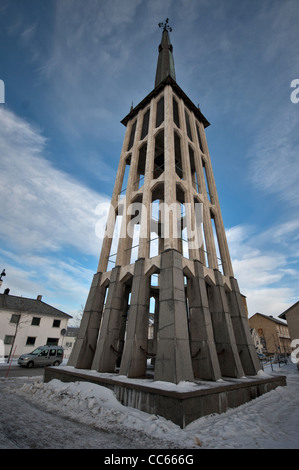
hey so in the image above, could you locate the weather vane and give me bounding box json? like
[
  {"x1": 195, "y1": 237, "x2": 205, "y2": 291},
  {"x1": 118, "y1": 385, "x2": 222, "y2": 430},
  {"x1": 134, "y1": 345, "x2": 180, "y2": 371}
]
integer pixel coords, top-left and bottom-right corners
[{"x1": 158, "y1": 18, "x2": 172, "y2": 32}]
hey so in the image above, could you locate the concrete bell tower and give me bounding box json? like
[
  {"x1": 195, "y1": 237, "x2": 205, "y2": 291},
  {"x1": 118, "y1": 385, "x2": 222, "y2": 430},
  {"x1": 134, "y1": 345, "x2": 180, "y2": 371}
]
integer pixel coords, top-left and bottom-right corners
[{"x1": 68, "y1": 20, "x2": 260, "y2": 383}]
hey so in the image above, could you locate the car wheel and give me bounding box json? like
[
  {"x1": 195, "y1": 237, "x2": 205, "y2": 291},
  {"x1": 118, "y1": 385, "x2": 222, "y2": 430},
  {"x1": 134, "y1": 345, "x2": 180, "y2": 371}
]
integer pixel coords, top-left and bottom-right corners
[
  {"x1": 53, "y1": 361, "x2": 60, "y2": 366},
  {"x1": 27, "y1": 361, "x2": 34, "y2": 368}
]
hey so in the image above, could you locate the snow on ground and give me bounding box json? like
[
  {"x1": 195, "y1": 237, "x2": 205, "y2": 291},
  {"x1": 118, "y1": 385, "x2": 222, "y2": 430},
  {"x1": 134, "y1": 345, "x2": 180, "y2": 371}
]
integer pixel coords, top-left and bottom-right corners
[{"x1": 0, "y1": 361, "x2": 298, "y2": 449}]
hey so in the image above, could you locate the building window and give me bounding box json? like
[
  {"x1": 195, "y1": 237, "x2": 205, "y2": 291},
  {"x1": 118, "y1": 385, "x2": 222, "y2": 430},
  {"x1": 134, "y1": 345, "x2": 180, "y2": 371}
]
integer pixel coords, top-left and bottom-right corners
[
  {"x1": 4, "y1": 335, "x2": 15, "y2": 345},
  {"x1": 47, "y1": 338, "x2": 59, "y2": 346},
  {"x1": 52, "y1": 319, "x2": 61, "y2": 328},
  {"x1": 26, "y1": 337, "x2": 36, "y2": 346},
  {"x1": 10, "y1": 314, "x2": 20, "y2": 324},
  {"x1": 31, "y1": 317, "x2": 41, "y2": 326}
]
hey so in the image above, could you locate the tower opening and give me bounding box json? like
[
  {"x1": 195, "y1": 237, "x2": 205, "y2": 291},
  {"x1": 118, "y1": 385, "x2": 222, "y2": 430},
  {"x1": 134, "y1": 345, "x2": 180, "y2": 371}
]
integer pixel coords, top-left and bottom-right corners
[
  {"x1": 174, "y1": 131, "x2": 183, "y2": 179},
  {"x1": 189, "y1": 145, "x2": 200, "y2": 193},
  {"x1": 185, "y1": 109, "x2": 193, "y2": 141},
  {"x1": 135, "y1": 142, "x2": 147, "y2": 190},
  {"x1": 141, "y1": 108, "x2": 150, "y2": 140},
  {"x1": 154, "y1": 130, "x2": 164, "y2": 178},
  {"x1": 128, "y1": 120, "x2": 137, "y2": 151},
  {"x1": 173, "y1": 96, "x2": 180, "y2": 128},
  {"x1": 156, "y1": 96, "x2": 164, "y2": 128}
]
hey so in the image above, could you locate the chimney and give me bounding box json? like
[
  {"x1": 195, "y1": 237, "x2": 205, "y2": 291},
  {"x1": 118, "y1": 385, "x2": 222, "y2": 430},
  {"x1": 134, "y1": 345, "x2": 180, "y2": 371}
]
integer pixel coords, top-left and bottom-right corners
[{"x1": 37, "y1": 295, "x2": 42, "y2": 301}]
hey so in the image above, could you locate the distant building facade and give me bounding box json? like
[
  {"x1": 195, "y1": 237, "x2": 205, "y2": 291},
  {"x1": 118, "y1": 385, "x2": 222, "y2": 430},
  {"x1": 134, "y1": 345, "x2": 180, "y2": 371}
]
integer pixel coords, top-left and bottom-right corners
[
  {"x1": 279, "y1": 301, "x2": 299, "y2": 344},
  {"x1": 249, "y1": 313, "x2": 291, "y2": 355},
  {"x1": 0, "y1": 293, "x2": 72, "y2": 359}
]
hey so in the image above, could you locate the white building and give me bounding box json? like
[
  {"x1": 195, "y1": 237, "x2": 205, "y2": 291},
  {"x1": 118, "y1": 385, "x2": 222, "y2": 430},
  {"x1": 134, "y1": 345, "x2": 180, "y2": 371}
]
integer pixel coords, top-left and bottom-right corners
[{"x1": 0, "y1": 293, "x2": 72, "y2": 360}]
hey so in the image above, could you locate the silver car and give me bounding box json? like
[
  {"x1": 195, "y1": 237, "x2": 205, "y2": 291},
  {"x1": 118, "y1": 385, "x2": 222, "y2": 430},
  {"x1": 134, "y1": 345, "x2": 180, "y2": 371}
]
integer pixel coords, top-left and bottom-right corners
[{"x1": 18, "y1": 345, "x2": 64, "y2": 368}]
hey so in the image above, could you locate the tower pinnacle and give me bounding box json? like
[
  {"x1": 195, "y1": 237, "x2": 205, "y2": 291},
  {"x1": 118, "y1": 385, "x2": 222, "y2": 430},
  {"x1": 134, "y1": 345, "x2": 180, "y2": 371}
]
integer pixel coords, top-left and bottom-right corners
[
  {"x1": 155, "y1": 19, "x2": 176, "y2": 88},
  {"x1": 158, "y1": 18, "x2": 172, "y2": 32}
]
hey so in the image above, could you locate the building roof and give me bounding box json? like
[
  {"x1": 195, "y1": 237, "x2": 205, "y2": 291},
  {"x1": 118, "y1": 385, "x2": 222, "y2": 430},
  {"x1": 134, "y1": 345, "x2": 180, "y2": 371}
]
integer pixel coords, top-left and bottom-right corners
[
  {"x1": 121, "y1": 76, "x2": 210, "y2": 129},
  {"x1": 278, "y1": 300, "x2": 299, "y2": 320},
  {"x1": 0, "y1": 293, "x2": 72, "y2": 319},
  {"x1": 250, "y1": 312, "x2": 287, "y2": 326}
]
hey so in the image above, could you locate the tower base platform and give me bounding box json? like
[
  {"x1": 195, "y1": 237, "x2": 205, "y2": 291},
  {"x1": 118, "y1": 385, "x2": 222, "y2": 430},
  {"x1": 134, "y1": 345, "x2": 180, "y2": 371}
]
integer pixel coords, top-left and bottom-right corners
[{"x1": 44, "y1": 366, "x2": 286, "y2": 428}]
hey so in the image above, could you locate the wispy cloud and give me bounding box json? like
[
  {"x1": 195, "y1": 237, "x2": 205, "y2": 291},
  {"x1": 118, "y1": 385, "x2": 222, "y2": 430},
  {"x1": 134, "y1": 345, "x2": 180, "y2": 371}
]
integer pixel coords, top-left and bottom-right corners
[
  {"x1": 248, "y1": 106, "x2": 299, "y2": 207},
  {"x1": 37, "y1": 0, "x2": 143, "y2": 140},
  {"x1": 0, "y1": 108, "x2": 110, "y2": 312},
  {"x1": 227, "y1": 224, "x2": 298, "y2": 317},
  {"x1": 0, "y1": 108, "x2": 109, "y2": 256}
]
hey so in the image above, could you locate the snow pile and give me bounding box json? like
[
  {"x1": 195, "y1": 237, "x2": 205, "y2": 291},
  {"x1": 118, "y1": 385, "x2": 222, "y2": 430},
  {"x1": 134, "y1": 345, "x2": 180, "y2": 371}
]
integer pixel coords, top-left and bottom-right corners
[
  {"x1": 19, "y1": 378, "x2": 191, "y2": 448},
  {"x1": 18, "y1": 363, "x2": 299, "y2": 449}
]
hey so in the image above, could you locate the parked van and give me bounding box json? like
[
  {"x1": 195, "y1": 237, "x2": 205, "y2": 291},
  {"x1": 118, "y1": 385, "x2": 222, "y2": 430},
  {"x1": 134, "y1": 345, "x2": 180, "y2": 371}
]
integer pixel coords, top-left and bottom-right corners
[{"x1": 18, "y1": 345, "x2": 64, "y2": 368}]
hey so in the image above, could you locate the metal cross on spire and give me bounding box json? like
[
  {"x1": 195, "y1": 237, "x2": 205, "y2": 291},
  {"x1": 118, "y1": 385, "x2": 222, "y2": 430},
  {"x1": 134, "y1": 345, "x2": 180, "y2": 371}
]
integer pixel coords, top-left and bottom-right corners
[{"x1": 158, "y1": 18, "x2": 172, "y2": 32}]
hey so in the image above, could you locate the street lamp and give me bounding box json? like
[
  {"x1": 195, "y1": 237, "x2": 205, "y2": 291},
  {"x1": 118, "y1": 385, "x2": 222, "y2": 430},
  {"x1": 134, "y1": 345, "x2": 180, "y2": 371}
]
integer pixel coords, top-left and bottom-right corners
[{"x1": 0, "y1": 269, "x2": 6, "y2": 288}]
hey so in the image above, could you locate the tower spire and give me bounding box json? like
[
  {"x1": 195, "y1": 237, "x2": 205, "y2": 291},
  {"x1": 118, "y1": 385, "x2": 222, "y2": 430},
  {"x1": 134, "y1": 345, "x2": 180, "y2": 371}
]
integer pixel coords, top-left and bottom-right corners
[{"x1": 155, "y1": 18, "x2": 176, "y2": 88}]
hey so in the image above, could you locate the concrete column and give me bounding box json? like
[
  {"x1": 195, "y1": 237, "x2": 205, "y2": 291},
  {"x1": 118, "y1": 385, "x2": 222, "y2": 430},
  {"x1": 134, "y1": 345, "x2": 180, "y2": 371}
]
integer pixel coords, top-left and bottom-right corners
[
  {"x1": 198, "y1": 122, "x2": 234, "y2": 277},
  {"x1": 163, "y1": 86, "x2": 178, "y2": 251},
  {"x1": 227, "y1": 277, "x2": 261, "y2": 375},
  {"x1": 119, "y1": 258, "x2": 150, "y2": 377},
  {"x1": 189, "y1": 111, "x2": 206, "y2": 264},
  {"x1": 212, "y1": 211, "x2": 234, "y2": 276},
  {"x1": 187, "y1": 115, "x2": 206, "y2": 265},
  {"x1": 207, "y1": 270, "x2": 244, "y2": 378},
  {"x1": 68, "y1": 272, "x2": 106, "y2": 369},
  {"x1": 187, "y1": 261, "x2": 222, "y2": 380},
  {"x1": 97, "y1": 121, "x2": 132, "y2": 273},
  {"x1": 154, "y1": 249, "x2": 194, "y2": 383},
  {"x1": 138, "y1": 99, "x2": 156, "y2": 259},
  {"x1": 178, "y1": 98, "x2": 200, "y2": 261},
  {"x1": 203, "y1": 204, "x2": 218, "y2": 269},
  {"x1": 191, "y1": 118, "x2": 205, "y2": 196},
  {"x1": 116, "y1": 110, "x2": 144, "y2": 266},
  {"x1": 92, "y1": 266, "x2": 126, "y2": 372}
]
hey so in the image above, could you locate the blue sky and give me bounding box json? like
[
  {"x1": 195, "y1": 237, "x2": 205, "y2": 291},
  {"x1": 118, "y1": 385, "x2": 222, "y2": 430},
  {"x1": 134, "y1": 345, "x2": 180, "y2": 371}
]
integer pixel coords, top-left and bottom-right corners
[{"x1": 0, "y1": 0, "x2": 298, "y2": 322}]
